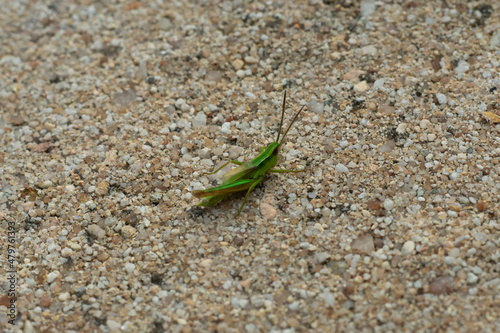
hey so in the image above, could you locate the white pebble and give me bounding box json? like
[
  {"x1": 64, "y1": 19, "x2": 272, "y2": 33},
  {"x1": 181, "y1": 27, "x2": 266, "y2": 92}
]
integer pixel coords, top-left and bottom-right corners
[
  {"x1": 420, "y1": 119, "x2": 430, "y2": 129},
  {"x1": 46, "y1": 271, "x2": 60, "y2": 283},
  {"x1": 436, "y1": 93, "x2": 447, "y2": 105},
  {"x1": 308, "y1": 100, "x2": 324, "y2": 114},
  {"x1": 335, "y1": 163, "x2": 349, "y2": 173},
  {"x1": 177, "y1": 118, "x2": 189, "y2": 129},
  {"x1": 88, "y1": 225, "x2": 106, "y2": 239},
  {"x1": 401, "y1": 241, "x2": 415, "y2": 255},
  {"x1": 396, "y1": 123, "x2": 407, "y2": 134},
  {"x1": 107, "y1": 320, "x2": 121, "y2": 331},
  {"x1": 192, "y1": 112, "x2": 207, "y2": 128},
  {"x1": 125, "y1": 263, "x2": 135, "y2": 273},
  {"x1": 454, "y1": 60, "x2": 469, "y2": 73},
  {"x1": 354, "y1": 81, "x2": 368, "y2": 93},
  {"x1": 59, "y1": 292, "x2": 70, "y2": 301},
  {"x1": 221, "y1": 122, "x2": 231, "y2": 134},
  {"x1": 61, "y1": 248, "x2": 73, "y2": 258},
  {"x1": 373, "y1": 78, "x2": 385, "y2": 89},
  {"x1": 199, "y1": 259, "x2": 213, "y2": 269},
  {"x1": 383, "y1": 198, "x2": 394, "y2": 210},
  {"x1": 175, "y1": 98, "x2": 185, "y2": 109},
  {"x1": 467, "y1": 272, "x2": 479, "y2": 284}
]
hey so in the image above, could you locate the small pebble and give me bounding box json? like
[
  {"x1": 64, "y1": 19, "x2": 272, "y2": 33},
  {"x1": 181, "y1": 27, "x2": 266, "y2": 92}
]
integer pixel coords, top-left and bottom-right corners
[
  {"x1": 59, "y1": 292, "x2": 70, "y2": 301},
  {"x1": 244, "y1": 56, "x2": 259, "y2": 64},
  {"x1": 454, "y1": 60, "x2": 469, "y2": 73},
  {"x1": 221, "y1": 122, "x2": 231, "y2": 134},
  {"x1": 308, "y1": 100, "x2": 324, "y2": 114},
  {"x1": 175, "y1": 98, "x2": 185, "y2": 109},
  {"x1": 125, "y1": 263, "x2": 135, "y2": 273},
  {"x1": 436, "y1": 93, "x2": 447, "y2": 105},
  {"x1": 199, "y1": 259, "x2": 213, "y2": 270},
  {"x1": 351, "y1": 234, "x2": 374, "y2": 254},
  {"x1": 429, "y1": 276, "x2": 454, "y2": 295},
  {"x1": 314, "y1": 252, "x2": 331, "y2": 264},
  {"x1": 87, "y1": 225, "x2": 106, "y2": 239},
  {"x1": 449, "y1": 172, "x2": 459, "y2": 181},
  {"x1": 40, "y1": 180, "x2": 53, "y2": 189},
  {"x1": 206, "y1": 70, "x2": 222, "y2": 82},
  {"x1": 401, "y1": 241, "x2": 415, "y2": 255},
  {"x1": 383, "y1": 198, "x2": 394, "y2": 211},
  {"x1": 260, "y1": 202, "x2": 278, "y2": 219},
  {"x1": 354, "y1": 81, "x2": 368, "y2": 93},
  {"x1": 61, "y1": 248, "x2": 73, "y2": 258},
  {"x1": 121, "y1": 225, "x2": 137, "y2": 239},
  {"x1": 46, "y1": 271, "x2": 59, "y2": 283},
  {"x1": 158, "y1": 17, "x2": 172, "y2": 30},
  {"x1": 232, "y1": 59, "x2": 244, "y2": 70},
  {"x1": 335, "y1": 163, "x2": 349, "y2": 173},
  {"x1": 467, "y1": 273, "x2": 479, "y2": 284}
]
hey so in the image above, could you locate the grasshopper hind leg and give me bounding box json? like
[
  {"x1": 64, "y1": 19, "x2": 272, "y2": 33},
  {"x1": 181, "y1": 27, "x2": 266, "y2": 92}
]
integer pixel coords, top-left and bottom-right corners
[{"x1": 198, "y1": 195, "x2": 228, "y2": 207}]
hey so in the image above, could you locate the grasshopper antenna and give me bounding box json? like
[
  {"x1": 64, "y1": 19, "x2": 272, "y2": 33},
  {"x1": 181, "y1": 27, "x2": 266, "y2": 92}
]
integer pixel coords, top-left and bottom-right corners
[
  {"x1": 279, "y1": 103, "x2": 305, "y2": 145},
  {"x1": 275, "y1": 90, "x2": 287, "y2": 143}
]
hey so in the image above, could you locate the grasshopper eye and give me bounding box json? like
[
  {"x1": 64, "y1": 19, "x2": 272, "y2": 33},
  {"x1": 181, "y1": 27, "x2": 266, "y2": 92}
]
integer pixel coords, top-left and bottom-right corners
[{"x1": 272, "y1": 147, "x2": 279, "y2": 155}]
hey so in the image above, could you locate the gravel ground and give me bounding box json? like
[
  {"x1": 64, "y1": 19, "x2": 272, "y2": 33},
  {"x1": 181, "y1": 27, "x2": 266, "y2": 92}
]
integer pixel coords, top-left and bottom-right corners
[{"x1": 1, "y1": 0, "x2": 500, "y2": 332}]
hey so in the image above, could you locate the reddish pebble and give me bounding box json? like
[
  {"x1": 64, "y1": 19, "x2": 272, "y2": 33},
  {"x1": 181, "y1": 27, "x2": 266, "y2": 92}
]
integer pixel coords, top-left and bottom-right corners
[
  {"x1": 428, "y1": 276, "x2": 454, "y2": 295},
  {"x1": 476, "y1": 201, "x2": 487, "y2": 212},
  {"x1": 367, "y1": 200, "x2": 381, "y2": 210}
]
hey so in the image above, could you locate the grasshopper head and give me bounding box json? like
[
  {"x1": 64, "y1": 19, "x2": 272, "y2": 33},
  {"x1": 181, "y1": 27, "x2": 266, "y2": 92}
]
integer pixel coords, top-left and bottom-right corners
[{"x1": 266, "y1": 141, "x2": 281, "y2": 168}]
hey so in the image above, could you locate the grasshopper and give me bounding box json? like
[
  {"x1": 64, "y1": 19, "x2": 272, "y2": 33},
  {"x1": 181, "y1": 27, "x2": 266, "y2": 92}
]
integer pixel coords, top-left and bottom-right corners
[{"x1": 193, "y1": 91, "x2": 305, "y2": 216}]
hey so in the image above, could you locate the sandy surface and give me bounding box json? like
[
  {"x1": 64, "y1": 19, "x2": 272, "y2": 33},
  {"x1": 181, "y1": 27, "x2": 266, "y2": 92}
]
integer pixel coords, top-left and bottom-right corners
[{"x1": 1, "y1": 0, "x2": 499, "y2": 332}]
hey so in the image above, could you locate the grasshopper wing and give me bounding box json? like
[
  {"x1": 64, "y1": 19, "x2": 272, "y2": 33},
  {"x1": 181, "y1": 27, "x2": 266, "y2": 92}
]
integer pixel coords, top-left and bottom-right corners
[
  {"x1": 192, "y1": 179, "x2": 254, "y2": 198},
  {"x1": 221, "y1": 162, "x2": 257, "y2": 183}
]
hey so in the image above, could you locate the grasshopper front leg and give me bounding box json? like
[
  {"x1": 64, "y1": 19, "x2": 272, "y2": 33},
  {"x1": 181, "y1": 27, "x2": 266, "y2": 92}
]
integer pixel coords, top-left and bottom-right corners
[
  {"x1": 235, "y1": 177, "x2": 264, "y2": 216},
  {"x1": 205, "y1": 160, "x2": 244, "y2": 175}
]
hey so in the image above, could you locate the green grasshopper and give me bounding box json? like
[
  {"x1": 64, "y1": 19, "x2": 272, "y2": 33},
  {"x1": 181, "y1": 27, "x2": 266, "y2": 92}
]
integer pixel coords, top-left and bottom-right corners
[{"x1": 193, "y1": 91, "x2": 305, "y2": 216}]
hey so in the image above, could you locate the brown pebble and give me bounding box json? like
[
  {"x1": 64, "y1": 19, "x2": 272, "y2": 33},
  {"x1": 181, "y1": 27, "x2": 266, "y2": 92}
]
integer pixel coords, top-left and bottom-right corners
[
  {"x1": 260, "y1": 202, "x2": 278, "y2": 219},
  {"x1": 40, "y1": 294, "x2": 52, "y2": 307},
  {"x1": 428, "y1": 276, "x2": 454, "y2": 295},
  {"x1": 379, "y1": 105, "x2": 395, "y2": 115},
  {"x1": 121, "y1": 225, "x2": 137, "y2": 238},
  {"x1": 324, "y1": 142, "x2": 334, "y2": 154},
  {"x1": 231, "y1": 59, "x2": 244, "y2": 70},
  {"x1": 431, "y1": 56, "x2": 441, "y2": 72},
  {"x1": 234, "y1": 236, "x2": 244, "y2": 247},
  {"x1": 32, "y1": 142, "x2": 55, "y2": 153},
  {"x1": 351, "y1": 234, "x2": 374, "y2": 254},
  {"x1": 476, "y1": 201, "x2": 487, "y2": 212},
  {"x1": 343, "y1": 69, "x2": 365, "y2": 81},
  {"x1": 122, "y1": 210, "x2": 138, "y2": 226},
  {"x1": 431, "y1": 75, "x2": 441, "y2": 82},
  {"x1": 97, "y1": 252, "x2": 110, "y2": 261},
  {"x1": 96, "y1": 181, "x2": 109, "y2": 195},
  {"x1": 342, "y1": 281, "x2": 356, "y2": 296},
  {"x1": 0, "y1": 295, "x2": 11, "y2": 307},
  {"x1": 9, "y1": 114, "x2": 25, "y2": 126},
  {"x1": 367, "y1": 200, "x2": 381, "y2": 210},
  {"x1": 440, "y1": 76, "x2": 450, "y2": 85},
  {"x1": 111, "y1": 235, "x2": 122, "y2": 244},
  {"x1": 206, "y1": 70, "x2": 222, "y2": 82}
]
